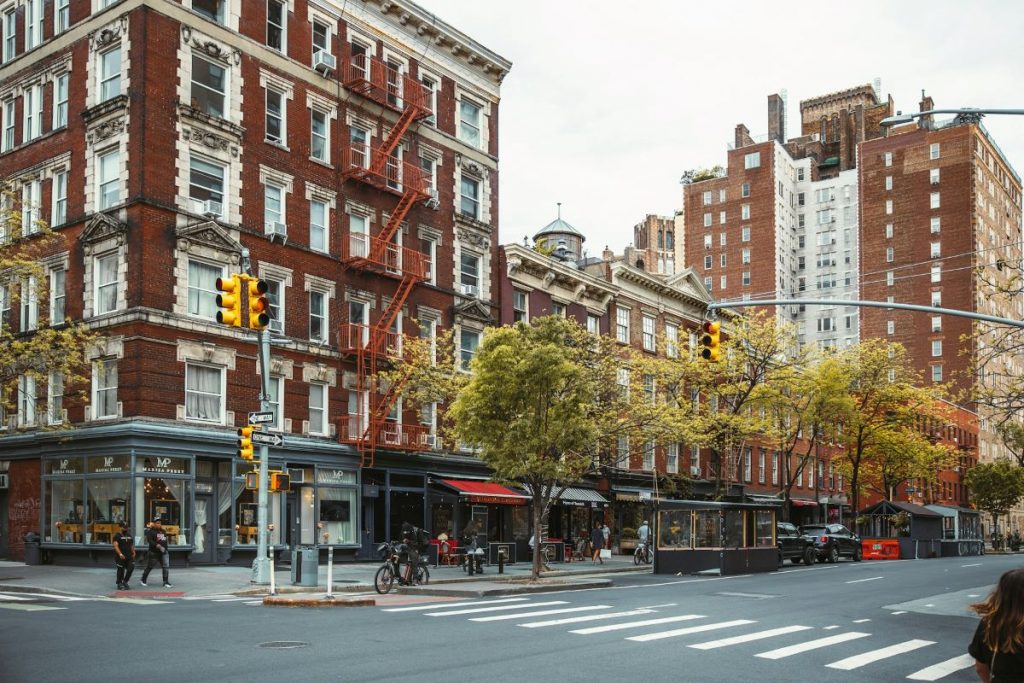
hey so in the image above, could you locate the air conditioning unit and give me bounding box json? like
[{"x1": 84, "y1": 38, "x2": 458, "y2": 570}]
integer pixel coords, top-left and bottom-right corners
[
  {"x1": 287, "y1": 468, "x2": 308, "y2": 484},
  {"x1": 690, "y1": 465, "x2": 701, "y2": 477},
  {"x1": 425, "y1": 189, "x2": 440, "y2": 210},
  {"x1": 0, "y1": 473, "x2": 8, "y2": 489},
  {"x1": 423, "y1": 434, "x2": 438, "y2": 449},
  {"x1": 202, "y1": 200, "x2": 222, "y2": 218},
  {"x1": 313, "y1": 51, "x2": 336, "y2": 74},
  {"x1": 266, "y1": 221, "x2": 288, "y2": 244},
  {"x1": 460, "y1": 283, "x2": 478, "y2": 297}
]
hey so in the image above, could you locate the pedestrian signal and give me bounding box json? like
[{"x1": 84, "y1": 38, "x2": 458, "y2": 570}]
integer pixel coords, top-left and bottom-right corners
[{"x1": 269, "y1": 471, "x2": 290, "y2": 492}]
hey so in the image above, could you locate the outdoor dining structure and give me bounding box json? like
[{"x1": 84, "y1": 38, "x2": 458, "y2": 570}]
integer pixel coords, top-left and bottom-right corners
[{"x1": 653, "y1": 499, "x2": 778, "y2": 575}]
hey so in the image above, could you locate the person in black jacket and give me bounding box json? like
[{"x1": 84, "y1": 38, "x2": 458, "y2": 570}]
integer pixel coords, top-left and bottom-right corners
[
  {"x1": 140, "y1": 517, "x2": 172, "y2": 588},
  {"x1": 969, "y1": 567, "x2": 1024, "y2": 682},
  {"x1": 112, "y1": 522, "x2": 135, "y2": 590}
]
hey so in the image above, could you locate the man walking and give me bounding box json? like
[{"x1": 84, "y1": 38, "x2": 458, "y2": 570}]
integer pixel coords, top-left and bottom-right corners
[
  {"x1": 140, "y1": 517, "x2": 172, "y2": 588},
  {"x1": 113, "y1": 521, "x2": 135, "y2": 590},
  {"x1": 591, "y1": 522, "x2": 604, "y2": 564}
]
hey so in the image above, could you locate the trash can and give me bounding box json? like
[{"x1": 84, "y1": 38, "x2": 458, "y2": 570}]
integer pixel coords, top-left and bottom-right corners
[
  {"x1": 290, "y1": 546, "x2": 319, "y2": 586},
  {"x1": 23, "y1": 532, "x2": 42, "y2": 566}
]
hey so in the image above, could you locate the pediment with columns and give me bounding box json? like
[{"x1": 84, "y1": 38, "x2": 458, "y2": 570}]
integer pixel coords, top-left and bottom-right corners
[{"x1": 175, "y1": 220, "x2": 243, "y2": 264}]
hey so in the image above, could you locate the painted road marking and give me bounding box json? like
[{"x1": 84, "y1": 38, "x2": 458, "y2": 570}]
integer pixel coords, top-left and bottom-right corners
[
  {"x1": 826, "y1": 639, "x2": 934, "y2": 670},
  {"x1": 961, "y1": 563, "x2": 982, "y2": 568},
  {"x1": 0, "y1": 593, "x2": 33, "y2": 601},
  {"x1": 182, "y1": 594, "x2": 234, "y2": 600},
  {"x1": 906, "y1": 654, "x2": 976, "y2": 681},
  {"x1": 571, "y1": 614, "x2": 705, "y2": 635},
  {"x1": 756, "y1": 632, "x2": 871, "y2": 659},
  {"x1": 891, "y1": 611, "x2": 908, "y2": 615},
  {"x1": 845, "y1": 576, "x2": 884, "y2": 584},
  {"x1": 823, "y1": 625, "x2": 840, "y2": 630},
  {"x1": 383, "y1": 598, "x2": 528, "y2": 612},
  {"x1": 626, "y1": 619, "x2": 755, "y2": 643},
  {"x1": 424, "y1": 600, "x2": 567, "y2": 617},
  {"x1": 212, "y1": 597, "x2": 256, "y2": 602},
  {"x1": 0, "y1": 591, "x2": 88, "y2": 601},
  {"x1": 689, "y1": 625, "x2": 813, "y2": 650},
  {"x1": 0, "y1": 603, "x2": 65, "y2": 612},
  {"x1": 519, "y1": 608, "x2": 655, "y2": 628},
  {"x1": 853, "y1": 618, "x2": 872, "y2": 623},
  {"x1": 470, "y1": 605, "x2": 610, "y2": 623}
]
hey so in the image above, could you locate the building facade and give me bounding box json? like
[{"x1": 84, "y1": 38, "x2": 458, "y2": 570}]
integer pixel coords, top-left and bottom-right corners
[{"x1": 0, "y1": 0, "x2": 511, "y2": 564}]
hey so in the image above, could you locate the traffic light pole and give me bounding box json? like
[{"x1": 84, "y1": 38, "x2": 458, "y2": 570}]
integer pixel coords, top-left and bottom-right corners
[{"x1": 252, "y1": 325, "x2": 272, "y2": 585}]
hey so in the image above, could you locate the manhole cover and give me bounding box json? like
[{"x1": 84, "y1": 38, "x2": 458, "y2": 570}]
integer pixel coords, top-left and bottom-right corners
[{"x1": 258, "y1": 641, "x2": 308, "y2": 649}]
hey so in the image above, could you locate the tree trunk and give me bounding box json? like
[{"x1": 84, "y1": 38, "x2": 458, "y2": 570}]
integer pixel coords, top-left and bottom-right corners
[{"x1": 531, "y1": 490, "x2": 545, "y2": 580}]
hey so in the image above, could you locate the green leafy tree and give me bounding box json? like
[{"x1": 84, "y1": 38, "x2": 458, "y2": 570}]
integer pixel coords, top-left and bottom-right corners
[
  {"x1": 0, "y1": 182, "x2": 97, "y2": 427},
  {"x1": 965, "y1": 459, "x2": 1024, "y2": 538}
]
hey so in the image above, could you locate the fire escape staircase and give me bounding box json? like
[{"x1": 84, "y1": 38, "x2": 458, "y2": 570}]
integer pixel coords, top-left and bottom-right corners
[{"x1": 338, "y1": 54, "x2": 434, "y2": 466}]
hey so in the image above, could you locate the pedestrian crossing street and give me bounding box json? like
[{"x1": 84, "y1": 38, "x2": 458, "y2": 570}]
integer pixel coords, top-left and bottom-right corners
[{"x1": 381, "y1": 597, "x2": 976, "y2": 681}]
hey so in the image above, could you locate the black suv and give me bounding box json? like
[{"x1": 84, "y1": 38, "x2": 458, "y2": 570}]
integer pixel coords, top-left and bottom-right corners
[
  {"x1": 801, "y1": 523, "x2": 862, "y2": 563},
  {"x1": 777, "y1": 522, "x2": 816, "y2": 566}
]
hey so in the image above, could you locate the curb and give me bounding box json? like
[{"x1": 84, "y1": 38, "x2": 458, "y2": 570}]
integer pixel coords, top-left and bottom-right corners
[
  {"x1": 262, "y1": 594, "x2": 376, "y2": 608},
  {"x1": 400, "y1": 577, "x2": 613, "y2": 598}
]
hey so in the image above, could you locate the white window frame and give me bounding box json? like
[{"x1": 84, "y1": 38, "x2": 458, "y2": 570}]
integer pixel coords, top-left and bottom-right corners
[
  {"x1": 419, "y1": 71, "x2": 438, "y2": 125},
  {"x1": 616, "y1": 306, "x2": 630, "y2": 343},
  {"x1": 55, "y1": 0, "x2": 71, "y2": 33},
  {"x1": 53, "y1": 72, "x2": 69, "y2": 129},
  {"x1": 17, "y1": 374, "x2": 36, "y2": 426},
  {"x1": 2, "y1": 6, "x2": 15, "y2": 63},
  {"x1": 930, "y1": 192, "x2": 940, "y2": 209},
  {"x1": 459, "y1": 328, "x2": 480, "y2": 371},
  {"x1": 310, "y1": 107, "x2": 329, "y2": 163},
  {"x1": 309, "y1": 198, "x2": 328, "y2": 253},
  {"x1": 183, "y1": 362, "x2": 225, "y2": 424},
  {"x1": 49, "y1": 266, "x2": 66, "y2": 325},
  {"x1": 931, "y1": 264, "x2": 941, "y2": 283},
  {"x1": 25, "y1": 0, "x2": 42, "y2": 51},
  {"x1": 48, "y1": 371, "x2": 64, "y2": 425},
  {"x1": 188, "y1": 154, "x2": 225, "y2": 216},
  {"x1": 642, "y1": 442, "x2": 655, "y2": 471},
  {"x1": 741, "y1": 204, "x2": 750, "y2": 220},
  {"x1": 265, "y1": 87, "x2": 286, "y2": 144},
  {"x1": 887, "y1": 320, "x2": 895, "y2": 335},
  {"x1": 930, "y1": 216, "x2": 941, "y2": 234},
  {"x1": 929, "y1": 142, "x2": 940, "y2": 160},
  {"x1": 92, "y1": 357, "x2": 119, "y2": 420},
  {"x1": 309, "y1": 382, "x2": 327, "y2": 436},
  {"x1": 666, "y1": 443, "x2": 678, "y2": 474},
  {"x1": 2, "y1": 98, "x2": 14, "y2": 151},
  {"x1": 266, "y1": 0, "x2": 287, "y2": 54},
  {"x1": 931, "y1": 291, "x2": 941, "y2": 307},
  {"x1": 266, "y1": 375, "x2": 283, "y2": 431},
  {"x1": 309, "y1": 289, "x2": 328, "y2": 343},
  {"x1": 96, "y1": 148, "x2": 121, "y2": 210},
  {"x1": 22, "y1": 178, "x2": 41, "y2": 235},
  {"x1": 884, "y1": 151, "x2": 892, "y2": 167},
  {"x1": 930, "y1": 242, "x2": 941, "y2": 258},
  {"x1": 931, "y1": 340, "x2": 942, "y2": 357},
  {"x1": 264, "y1": 182, "x2": 285, "y2": 232},
  {"x1": 931, "y1": 365, "x2": 943, "y2": 382},
  {"x1": 98, "y1": 46, "x2": 122, "y2": 103},
  {"x1": 512, "y1": 289, "x2": 528, "y2": 323},
  {"x1": 19, "y1": 275, "x2": 37, "y2": 331},
  {"x1": 741, "y1": 226, "x2": 750, "y2": 242},
  {"x1": 460, "y1": 174, "x2": 480, "y2": 220},
  {"x1": 264, "y1": 277, "x2": 284, "y2": 334},
  {"x1": 458, "y1": 96, "x2": 482, "y2": 148},
  {"x1": 93, "y1": 251, "x2": 120, "y2": 315},
  {"x1": 641, "y1": 315, "x2": 655, "y2": 352},
  {"x1": 187, "y1": 258, "x2": 223, "y2": 320},
  {"x1": 665, "y1": 322, "x2": 679, "y2": 359},
  {"x1": 191, "y1": 54, "x2": 227, "y2": 119},
  {"x1": 52, "y1": 169, "x2": 68, "y2": 226},
  {"x1": 23, "y1": 82, "x2": 43, "y2": 142},
  {"x1": 771, "y1": 452, "x2": 779, "y2": 485},
  {"x1": 931, "y1": 316, "x2": 942, "y2": 333},
  {"x1": 744, "y1": 151, "x2": 761, "y2": 169}
]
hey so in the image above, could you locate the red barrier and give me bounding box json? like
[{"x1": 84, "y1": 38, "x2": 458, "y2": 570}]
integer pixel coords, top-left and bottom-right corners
[{"x1": 862, "y1": 538, "x2": 901, "y2": 560}]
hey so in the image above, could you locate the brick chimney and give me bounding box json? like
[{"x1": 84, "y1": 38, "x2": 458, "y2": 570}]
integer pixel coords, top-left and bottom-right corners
[
  {"x1": 767, "y1": 94, "x2": 786, "y2": 143},
  {"x1": 734, "y1": 123, "x2": 754, "y2": 149},
  {"x1": 919, "y1": 90, "x2": 935, "y2": 129}
]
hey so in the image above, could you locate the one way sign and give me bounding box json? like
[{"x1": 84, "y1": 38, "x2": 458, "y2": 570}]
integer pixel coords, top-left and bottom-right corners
[{"x1": 251, "y1": 432, "x2": 284, "y2": 447}]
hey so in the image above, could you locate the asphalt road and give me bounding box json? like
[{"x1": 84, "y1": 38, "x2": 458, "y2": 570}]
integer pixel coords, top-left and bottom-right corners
[{"x1": 3, "y1": 553, "x2": 1021, "y2": 683}]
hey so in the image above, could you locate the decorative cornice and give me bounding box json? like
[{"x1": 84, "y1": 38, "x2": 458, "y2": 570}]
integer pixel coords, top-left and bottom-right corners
[
  {"x1": 175, "y1": 220, "x2": 243, "y2": 261},
  {"x1": 79, "y1": 213, "x2": 127, "y2": 247},
  {"x1": 181, "y1": 26, "x2": 241, "y2": 66}
]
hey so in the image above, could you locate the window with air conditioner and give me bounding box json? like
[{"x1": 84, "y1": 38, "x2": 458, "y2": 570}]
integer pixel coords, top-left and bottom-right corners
[
  {"x1": 264, "y1": 183, "x2": 285, "y2": 237},
  {"x1": 311, "y1": 18, "x2": 331, "y2": 62},
  {"x1": 264, "y1": 278, "x2": 283, "y2": 333},
  {"x1": 459, "y1": 252, "x2": 479, "y2": 297},
  {"x1": 189, "y1": 155, "x2": 224, "y2": 216}
]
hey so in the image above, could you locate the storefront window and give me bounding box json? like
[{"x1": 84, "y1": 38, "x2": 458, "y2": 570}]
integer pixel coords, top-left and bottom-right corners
[
  {"x1": 723, "y1": 510, "x2": 744, "y2": 548},
  {"x1": 693, "y1": 510, "x2": 721, "y2": 548},
  {"x1": 658, "y1": 510, "x2": 692, "y2": 549},
  {"x1": 752, "y1": 510, "x2": 774, "y2": 547},
  {"x1": 135, "y1": 456, "x2": 192, "y2": 547},
  {"x1": 46, "y1": 479, "x2": 84, "y2": 543},
  {"x1": 219, "y1": 462, "x2": 242, "y2": 547},
  {"x1": 512, "y1": 506, "x2": 530, "y2": 541},
  {"x1": 319, "y1": 487, "x2": 356, "y2": 545},
  {"x1": 431, "y1": 502, "x2": 453, "y2": 537}
]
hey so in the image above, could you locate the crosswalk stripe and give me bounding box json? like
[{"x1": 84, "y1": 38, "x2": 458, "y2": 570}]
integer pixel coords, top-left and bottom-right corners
[
  {"x1": 101, "y1": 597, "x2": 172, "y2": 605},
  {"x1": 243, "y1": 600, "x2": 264, "y2": 605},
  {"x1": 470, "y1": 605, "x2": 610, "y2": 623},
  {"x1": 183, "y1": 595, "x2": 234, "y2": 601},
  {"x1": 0, "y1": 591, "x2": 88, "y2": 601},
  {"x1": 689, "y1": 625, "x2": 813, "y2": 650},
  {"x1": 0, "y1": 603, "x2": 66, "y2": 612},
  {"x1": 756, "y1": 632, "x2": 870, "y2": 659},
  {"x1": 383, "y1": 598, "x2": 529, "y2": 613},
  {"x1": 906, "y1": 654, "x2": 976, "y2": 681},
  {"x1": 424, "y1": 601, "x2": 567, "y2": 617},
  {"x1": 0, "y1": 593, "x2": 33, "y2": 601},
  {"x1": 626, "y1": 619, "x2": 755, "y2": 643},
  {"x1": 570, "y1": 614, "x2": 705, "y2": 635},
  {"x1": 519, "y1": 608, "x2": 655, "y2": 628},
  {"x1": 212, "y1": 597, "x2": 255, "y2": 602},
  {"x1": 826, "y1": 639, "x2": 935, "y2": 670}
]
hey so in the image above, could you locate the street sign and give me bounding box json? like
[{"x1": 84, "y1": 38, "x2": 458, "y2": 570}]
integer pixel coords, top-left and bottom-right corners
[
  {"x1": 251, "y1": 432, "x2": 283, "y2": 447},
  {"x1": 248, "y1": 411, "x2": 275, "y2": 425}
]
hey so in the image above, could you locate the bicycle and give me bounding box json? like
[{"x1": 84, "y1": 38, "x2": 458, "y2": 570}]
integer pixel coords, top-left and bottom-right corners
[
  {"x1": 373, "y1": 541, "x2": 431, "y2": 594},
  {"x1": 633, "y1": 539, "x2": 653, "y2": 565}
]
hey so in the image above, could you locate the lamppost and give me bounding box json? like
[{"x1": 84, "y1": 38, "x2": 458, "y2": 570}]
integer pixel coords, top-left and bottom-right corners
[{"x1": 880, "y1": 108, "x2": 1024, "y2": 127}]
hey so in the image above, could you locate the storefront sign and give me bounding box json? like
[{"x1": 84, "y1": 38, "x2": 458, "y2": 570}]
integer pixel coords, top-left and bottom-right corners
[
  {"x1": 45, "y1": 458, "x2": 83, "y2": 476},
  {"x1": 138, "y1": 456, "x2": 190, "y2": 475},
  {"x1": 468, "y1": 495, "x2": 525, "y2": 506},
  {"x1": 88, "y1": 455, "x2": 130, "y2": 474},
  {"x1": 317, "y1": 469, "x2": 356, "y2": 485}
]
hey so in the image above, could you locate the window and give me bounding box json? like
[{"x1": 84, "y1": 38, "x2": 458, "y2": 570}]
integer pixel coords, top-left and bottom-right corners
[
  {"x1": 744, "y1": 151, "x2": 761, "y2": 169},
  {"x1": 932, "y1": 340, "x2": 943, "y2": 357},
  {"x1": 931, "y1": 264, "x2": 941, "y2": 283},
  {"x1": 642, "y1": 315, "x2": 655, "y2": 352},
  {"x1": 420, "y1": 74, "x2": 437, "y2": 125},
  {"x1": 99, "y1": 47, "x2": 121, "y2": 102},
  {"x1": 719, "y1": 189, "x2": 726, "y2": 202},
  {"x1": 884, "y1": 151, "x2": 892, "y2": 167},
  {"x1": 741, "y1": 248, "x2": 750, "y2": 264},
  {"x1": 50, "y1": 267, "x2": 65, "y2": 325},
  {"x1": 191, "y1": 55, "x2": 227, "y2": 118},
  {"x1": 2, "y1": 8, "x2": 14, "y2": 63},
  {"x1": 719, "y1": 275, "x2": 726, "y2": 290},
  {"x1": 616, "y1": 307, "x2": 630, "y2": 343},
  {"x1": 20, "y1": 276, "x2": 37, "y2": 331},
  {"x1": 703, "y1": 234, "x2": 711, "y2": 250},
  {"x1": 931, "y1": 290, "x2": 942, "y2": 307},
  {"x1": 347, "y1": 211, "x2": 368, "y2": 257},
  {"x1": 886, "y1": 271, "x2": 894, "y2": 287},
  {"x1": 48, "y1": 372, "x2": 63, "y2": 424},
  {"x1": 187, "y1": 260, "x2": 221, "y2": 319},
  {"x1": 885, "y1": 176, "x2": 893, "y2": 191},
  {"x1": 95, "y1": 148, "x2": 120, "y2": 210},
  {"x1": 193, "y1": 0, "x2": 226, "y2": 23},
  {"x1": 930, "y1": 192, "x2": 940, "y2": 209},
  {"x1": 266, "y1": 376, "x2": 282, "y2": 431},
  {"x1": 22, "y1": 179, "x2": 40, "y2": 234},
  {"x1": 931, "y1": 365, "x2": 943, "y2": 382},
  {"x1": 930, "y1": 216, "x2": 941, "y2": 233},
  {"x1": 587, "y1": 315, "x2": 600, "y2": 335},
  {"x1": 930, "y1": 242, "x2": 941, "y2": 258},
  {"x1": 309, "y1": 199, "x2": 328, "y2": 253},
  {"x1": 665, "y1": 323, "x2": 679, "y2": 358},
  {"x1": 719, "y1": 211, "x2": 726, "y2": 225},
  {"x1": 719, "y1": 232, "x2": 726, "y2": 246},
  {"x1": 887, "y1": 320, "x2": 894, "y2": 335},
  {"x1": 741, "y1": 204, "x2": 750, "y2": 220},
  {"x1": 702, "y1": 191, "x2": 712, "y2": 206},
  {"x1": 703, "y1": 277, "x2": 712, "y2": 292},
  {"x1": 264, "y1": 279, "x2": 283, "y2": 333},
  {"x1": 264, "y1": 183, "x2": 283, "y2": 230},
  {"x1": 741, "y1": 226, "x2": 750, "y2": 242},
  {"x1": 930, "y1": 168, "x2": 940, "y2": 184},
  {"x1": 311, "y1": 19, "x2": 330, "y2": 59},
  {"x1": 265, "y1": 88, "x2": 284, "y2": 143},
  {"x1": 460, "y1": 176, "x2": 480, "y2": 219},
  {"x1": 309, "y1": 290, "x2": 327, "y2": 342},
  {"x1": 885, "y1": 223, "x2": 893, "y2": 239},
  {"x1": 929, "y1": 143, "x2": 940, "y2": 160},
  {"x1": 310, "y1": 109, "x2": 328, "y2": 162},
  {"x1": 720, "y1": 254, "x2": 727, "y2": 267},
  {"x1": 771, "y1": 452, "x2": 779, "y2": 485},
  {"x1": 94, "y1": 252, "x2": 119, "y2": 315},
  {"x1": 458, "y1": 98, "x2": 482, "y2": 147},
  {"x1": 92, "y1": 358, "x2": 118, "y2": 419},
  {"x1": 617, "y1": 368, "x2": 629, "y2": 399},
  {"x1": 185, "y1": 363, "x2": 223, "y2": 423},
  {"x1": 666, "y1": 444, "x2": 678, "y2": 474},
  {"x1": 309, "y1": 383, "x2": 327, "y2": 435},
  {"x1": 189, "y1": 155, "x2": 224, "y2": 215},
  {"x1": 23, "y1": 83, "x2": 42, "y2": 142},
  {"x1": 552, "y1": 302, "x2": 565, "y2": 317},
  {"x1": 267, "y1": 0, "x2": 286, "y2": 52},
  {"x1": 17, "y1": 374, "x2": 36, "y2": 426},
  {"x1": 885, "y1": 246, "x2": 894, "y2": 263},
  {"x1": 642, "y1": 442, "x2": 654, "y2": 471},
  {"x1": 512, "y1": 290, "x2": 528, "y2": 323},
  {"x1": 0, "y1": 285, "x2": 7, "y2": 328},
  {"x1": 743, "y1": 448, "x2": 751, "y2": 482},
  {"x1": 884, "y1": 199, "x2": 893, "y2": 215},
  {"x1": 53, "y1": 73, "x2": 69, "y2": 129},
  {"x1": 742, "y1": 271, "x2": 750, "y2": 286},
  {"x1": 931, "y1": 316, "x2": 942, "y2": 333},
  {"x1": 459, "y1": 252, "x2": 479, "y2": 297},
  {"x1": 2, "y1": 99, "x2": 14, "y2": 151},
  {"x1": 703, "y1": 212, "x2": 712, "y2": 227},
  {"x1": 758, "y1": 449, "x2": 766, "y2": 484},
  {"x1": 459, "y1": 329, "x2": 480, "y2": 370},
  {"x1": 741, "y1": 182, "x2": 750, "y2": 197},
  {"x1": 25, "y1": 0, "x2": 42, "y2": 51}
]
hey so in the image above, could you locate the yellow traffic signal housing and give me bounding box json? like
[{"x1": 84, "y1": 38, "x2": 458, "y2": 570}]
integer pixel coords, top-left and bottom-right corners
[
  {"x1": 247, "y1": 278, "x2": 271, "y2": 330},
  {"x1": 244, "y1": 471, "x2": 259, "y2": 490},
  {"x1": 269, "y1": 470, "x2": 290, "y2": 492},
  {"x1": 215, "y1": 275, "x2": 243, "y2": 327},
  {"x1": 237, "y1": 425, "x2": 257, "y2": 460},
  {"x1": 700, "y1": 320, "x2": 721, "y2": 362}
]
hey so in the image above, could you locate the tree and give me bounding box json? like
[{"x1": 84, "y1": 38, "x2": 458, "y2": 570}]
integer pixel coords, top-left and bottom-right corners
[
  {"x1": 858, "y1": 426, "x2": 955, "y2": 503},
  {"x1": 965, "y1": 459, "x2": 1024, "y2": 539},
  {"x1": 0, "y1": 182, "x2": 97, "y2": 427}
]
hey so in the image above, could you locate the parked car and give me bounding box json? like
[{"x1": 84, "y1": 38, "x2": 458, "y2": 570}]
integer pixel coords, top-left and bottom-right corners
[
  {"x1": 777, "y1": 522, "x2": 816, "y2": 566},
  {"x1": 801, "y1": 523, "x2": 862, "y2": 563}
]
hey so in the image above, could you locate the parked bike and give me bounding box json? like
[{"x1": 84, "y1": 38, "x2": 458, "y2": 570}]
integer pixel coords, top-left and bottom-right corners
[
  {"x1": 374, "y1": 540, "x2": 431, "y2": 594},
  {"x1": 634, "y1": 540, "x2": 653, "y2": 565}
]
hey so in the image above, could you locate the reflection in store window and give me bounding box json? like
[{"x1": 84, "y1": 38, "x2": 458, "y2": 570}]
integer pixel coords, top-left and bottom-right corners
[
  {"x1": 47, "y1": 479, "x2": 83, "y2": 543},
  {"x1": 658, "y1": 510, "x2": 692, "y2": 549},
  {"x1": 722, "y1": 510, "x2": 744, "y2": 548},
  {"x1": 137, "y1": 477, "x2": 190, "y2": 546},
  {"x1": 319, "y1": 487, "x2": 355, "y2": 544},
  {"x1": 693, "y1": 510, "x2": 721, "y2": 548}
]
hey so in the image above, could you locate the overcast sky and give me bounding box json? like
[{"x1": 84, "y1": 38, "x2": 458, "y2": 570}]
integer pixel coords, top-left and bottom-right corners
[{"x1": 415, "y1": 0, "x2": 1024, "y2": 256}]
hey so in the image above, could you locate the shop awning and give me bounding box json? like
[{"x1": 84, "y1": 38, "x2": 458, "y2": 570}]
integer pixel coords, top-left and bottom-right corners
[
  {"x1": 746, "y1": 495, "x2": 784, "y2": 506},
  {"x1": 790, "y1": 498, "x2": 819, "y2": 508},
  {"x1": 523, "y1": 485, "x2": 609, "y2": 507},
  {"x1": 439, "y1": 479, "x2": 530, "y2": 505},
  {"x1": 612, "y1": 486, "x2": 654, "y2": 502}
]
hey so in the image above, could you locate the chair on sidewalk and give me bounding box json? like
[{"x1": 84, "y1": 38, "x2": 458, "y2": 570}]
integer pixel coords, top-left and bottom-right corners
[{"x1": 438, "y1": 538, "x2": 459, "y2": 566}]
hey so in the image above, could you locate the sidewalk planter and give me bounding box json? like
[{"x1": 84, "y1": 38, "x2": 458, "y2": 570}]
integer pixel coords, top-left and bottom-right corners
[{"x1": 653, "y1": 500, "x2": 778, "y2": 576}]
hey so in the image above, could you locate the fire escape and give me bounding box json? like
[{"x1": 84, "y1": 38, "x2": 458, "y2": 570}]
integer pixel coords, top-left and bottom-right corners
[{"x1": 338, "y1": 54, "x2": 432, "y2": 467}]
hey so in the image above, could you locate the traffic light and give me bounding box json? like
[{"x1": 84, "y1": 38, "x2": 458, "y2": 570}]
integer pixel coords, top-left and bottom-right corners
[
  {"x1": 269, "y1": 471, "x2": 290, "y2": 492},
  {"x1": 215, "y1": 275, "x2": 243, "y2": 327},
  {"x1": 700, "y1": 320, "x2": 721, "y2": 362},
  {"x1": 237, "y1": 425, "x2": 257, "y2": 461},
  {"x1": 247, "y1": 278, "x2": 271, "y2": 330},
  {"x1": 244, "y1": 471, "x2": 259, "y2": 490}
]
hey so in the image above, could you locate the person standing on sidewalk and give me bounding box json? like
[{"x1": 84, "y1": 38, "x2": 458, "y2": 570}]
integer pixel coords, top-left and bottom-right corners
[
  {"x1": 591, "y1": 522, "x2": 604, "y2": 564},
  {"x1": 140, "y1": 517, "x2": 172, "y2": 588},
  {"x1": 113, "y1": 522, "x2": 135, "y2": 590},
  {"x1": 602, "y1": 523, "x2": 610, "y2": 550}
]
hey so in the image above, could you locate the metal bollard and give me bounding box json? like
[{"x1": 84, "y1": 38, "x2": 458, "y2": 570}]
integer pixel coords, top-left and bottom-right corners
[
  {"x1": 325, "y1": 545, "x2": 334, "y2": 600},
  {"x1": 467, "y1": 551, "x2": 475, "y2": 576},
  {"x1": 498, "y1": 549, "x2": 505, "y2": 574}
]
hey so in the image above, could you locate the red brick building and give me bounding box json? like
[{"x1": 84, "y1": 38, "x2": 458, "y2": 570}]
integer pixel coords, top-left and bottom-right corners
[{"x1": 0, "y1": 0, "x2": 510, "y2": 564}]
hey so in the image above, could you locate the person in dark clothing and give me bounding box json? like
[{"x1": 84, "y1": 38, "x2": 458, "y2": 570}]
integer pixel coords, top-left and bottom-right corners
[
  {"x1": 399, "y1": 522, "x2": 424, "y2": 585},
  {"x1": 140, "y1": 517, "x2": 172, "y2": 588},
  {"x1": 113, "y1": 522, "x2": 135, "y2": 590},
  {"x1": 969, "y1": 567, "x2": 1024, "y2": 682},
  {"x1": 591, "y1": 522, "x2": 604, "y2": 564}
]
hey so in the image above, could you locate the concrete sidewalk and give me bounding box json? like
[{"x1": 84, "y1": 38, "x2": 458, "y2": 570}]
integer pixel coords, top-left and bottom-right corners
[{"x1": 0, "y1": 554, "x2": 646, "y2": 600}]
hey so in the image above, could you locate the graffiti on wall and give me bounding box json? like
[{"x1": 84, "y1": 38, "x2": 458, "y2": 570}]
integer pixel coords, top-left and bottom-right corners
[{"x1": 7, "y1": 461, "x2": 41, "y2": 561}]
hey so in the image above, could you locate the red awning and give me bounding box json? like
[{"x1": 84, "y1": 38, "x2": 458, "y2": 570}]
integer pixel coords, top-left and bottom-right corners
[
  {"x1": 790, "y1": 499, "x2": 819, "y2": 508},
  {"x1": 440, "y1": 479, "x2": 530, "y2": 505}
]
